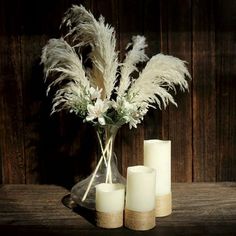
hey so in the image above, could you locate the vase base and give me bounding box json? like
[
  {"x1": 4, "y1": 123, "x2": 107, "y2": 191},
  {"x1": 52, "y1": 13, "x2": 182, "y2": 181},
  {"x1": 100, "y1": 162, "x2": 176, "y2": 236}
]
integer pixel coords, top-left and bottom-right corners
[{"x1": 71, "y1": 173, "x2": 126, "y2": 210}]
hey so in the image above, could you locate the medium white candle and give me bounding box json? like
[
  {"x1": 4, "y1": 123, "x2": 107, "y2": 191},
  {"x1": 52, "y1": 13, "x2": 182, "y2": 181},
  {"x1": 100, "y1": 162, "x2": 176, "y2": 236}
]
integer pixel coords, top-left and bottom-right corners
[
  {"x1": 144, "y1": 139, "x2": 171, "y2": 196},
  {"x1": 95, "y1": 183, "x2": 125, "y2": 213},
  {"x1": 125, "y1": 165, "x2": 156, "y2": 212}
]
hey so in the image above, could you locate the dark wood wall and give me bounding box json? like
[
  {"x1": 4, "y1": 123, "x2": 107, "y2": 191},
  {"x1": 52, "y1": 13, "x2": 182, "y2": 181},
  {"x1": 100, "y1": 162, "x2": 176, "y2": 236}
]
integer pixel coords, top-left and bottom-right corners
[{"x1": 0, "y1": 0, "x2": 235, "y2": 186}]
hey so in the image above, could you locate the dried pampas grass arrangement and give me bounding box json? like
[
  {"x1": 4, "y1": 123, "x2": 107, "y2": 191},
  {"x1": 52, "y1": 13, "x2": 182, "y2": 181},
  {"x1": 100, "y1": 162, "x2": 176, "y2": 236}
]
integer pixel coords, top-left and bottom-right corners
[{"x1": 41, "y1": 5, "x2": 191, "y2": 129}]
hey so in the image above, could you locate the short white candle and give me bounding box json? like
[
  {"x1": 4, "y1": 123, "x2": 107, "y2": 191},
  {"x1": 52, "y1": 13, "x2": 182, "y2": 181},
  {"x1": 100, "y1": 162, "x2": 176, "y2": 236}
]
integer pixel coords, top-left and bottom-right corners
[
  {"x1": 144, "y1": 139, "x2": 171, "y2": 196},
  {"x1": 125, "y1": 165, "x2": 156, "y2": 212},
  {"x1": 95, "y1": 183, "x2": 125, "y2": 213}
]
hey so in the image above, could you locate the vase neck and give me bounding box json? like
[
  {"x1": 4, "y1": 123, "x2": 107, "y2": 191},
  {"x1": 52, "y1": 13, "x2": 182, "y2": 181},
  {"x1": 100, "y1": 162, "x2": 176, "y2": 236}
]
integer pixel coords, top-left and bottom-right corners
[
  {"x1": 96, "y1": 125, "x2": 120, "y2": 147},
  {"x1": 95, "y1": 125, "x2": 119, "y2": 168}
]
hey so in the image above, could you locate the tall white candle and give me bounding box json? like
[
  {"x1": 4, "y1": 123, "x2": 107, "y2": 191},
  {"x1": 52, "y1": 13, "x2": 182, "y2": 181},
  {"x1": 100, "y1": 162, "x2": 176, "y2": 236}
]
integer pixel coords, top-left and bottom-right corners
[
  {"x1": 96, "y1": 183, "x2": 125, "y2": 213},
  {"x1": 144, "y1": 139, "x2": 172, "y2": 217},
  {"x1": 144, "y1": 139, "x2": 171, "y2": 196},
  {"x1": 126, "y1": 165, "x2": 156, "y2": 212}
]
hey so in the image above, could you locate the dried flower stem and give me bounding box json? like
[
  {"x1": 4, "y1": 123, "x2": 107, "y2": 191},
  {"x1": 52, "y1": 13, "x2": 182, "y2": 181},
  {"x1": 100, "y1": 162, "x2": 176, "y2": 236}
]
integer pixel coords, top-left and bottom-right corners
[
  {"x1": 105, "y1": 140, "x2": 113, "y2": 183},
  {"x1": 96, "y1": 131, "x2": 108, "y2": 167}
]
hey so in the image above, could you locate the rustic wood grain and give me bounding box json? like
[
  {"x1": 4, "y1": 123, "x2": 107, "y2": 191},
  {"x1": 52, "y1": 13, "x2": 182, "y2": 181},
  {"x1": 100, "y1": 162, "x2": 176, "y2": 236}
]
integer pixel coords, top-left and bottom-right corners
[
  {"x1": 21, "y1": 0, "x2": 48, "y2": 183},
  {"x1": 192, "y1": 0, "x2": 217, "y2": 181},
  {"x1": 160, "y1": 0, "x2": 193, "y2": 182},
  {"x1": 0, "y1": 0, "x2": 25, "y2": 183},
  {"x1": 192, "y1": 1, "x2": 216, "y2": 181},
  {"x1": 19, "y1": 0, "x2": 80, "y2": 184},
  {"x1": 215, "y1": 0, "x2": 236, "y2": 181},
  {"x1": 0, "y1": 183, "x2": 235, "y2": 236}
]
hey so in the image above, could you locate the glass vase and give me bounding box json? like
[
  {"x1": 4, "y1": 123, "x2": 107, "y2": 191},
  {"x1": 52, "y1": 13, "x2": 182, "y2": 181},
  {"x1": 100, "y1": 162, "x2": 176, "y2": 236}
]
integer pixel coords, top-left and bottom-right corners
[{"x1": 71, "y1": 124, "x2": 126, "y2": 210}]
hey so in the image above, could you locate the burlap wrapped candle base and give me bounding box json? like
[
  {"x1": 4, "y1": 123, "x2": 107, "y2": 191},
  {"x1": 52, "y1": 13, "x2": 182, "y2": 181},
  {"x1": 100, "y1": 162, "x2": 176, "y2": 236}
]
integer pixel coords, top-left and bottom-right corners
[
  {"x1": 155, "y1": 192, "x2": 172, "y2": 217},
  {"x1": 124, "y1": 209, "x2": 156, "y2": 231},
  {"x1": 96, "y1": 211, "x2": 123, "y2": 228}
]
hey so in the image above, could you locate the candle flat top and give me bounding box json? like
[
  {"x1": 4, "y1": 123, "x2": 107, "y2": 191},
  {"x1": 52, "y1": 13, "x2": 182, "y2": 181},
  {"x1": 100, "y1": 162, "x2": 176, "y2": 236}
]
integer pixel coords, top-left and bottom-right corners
[
  {"x1": 96, "y1": 183, "x2": 124, "y2": 192},
  {"x1": 128, "y1": 165, "x2": 155, "y2": 174},
  {"x1": 144, "y1": 139, "x2": 171, "y2": 144}
]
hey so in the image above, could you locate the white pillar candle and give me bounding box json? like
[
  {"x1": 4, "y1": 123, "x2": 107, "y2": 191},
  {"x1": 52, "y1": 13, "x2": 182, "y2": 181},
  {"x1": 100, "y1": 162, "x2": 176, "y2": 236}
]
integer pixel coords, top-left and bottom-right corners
[
  {"x1": 96, "y1": 183, "x2": 125, "y2": 212},
  {"x1": 144, "y1": 139, "x2": 172, "y2": 217},
  {"x1": 125, "y1": 165, "x2": 156, "y2": 231},
  {"x1": 126, "y1": 166, "x2": 156, "y2": 211},
  {"x1": 95, "y1": 183, "x2": 125, "y2": 228}
]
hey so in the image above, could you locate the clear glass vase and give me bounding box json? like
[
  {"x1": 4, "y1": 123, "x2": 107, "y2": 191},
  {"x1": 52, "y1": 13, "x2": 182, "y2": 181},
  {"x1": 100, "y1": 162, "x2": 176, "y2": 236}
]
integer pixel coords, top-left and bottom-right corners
[{"x1": 71, "y1": 124, "x2": 126, "y2": 210}]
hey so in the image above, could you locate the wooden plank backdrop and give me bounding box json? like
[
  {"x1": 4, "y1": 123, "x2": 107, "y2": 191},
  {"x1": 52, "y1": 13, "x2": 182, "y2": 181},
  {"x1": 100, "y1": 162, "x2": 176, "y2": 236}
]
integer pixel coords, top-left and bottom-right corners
[{"x1": 0, "y1": 0, "x2": 235, "y2": 185}]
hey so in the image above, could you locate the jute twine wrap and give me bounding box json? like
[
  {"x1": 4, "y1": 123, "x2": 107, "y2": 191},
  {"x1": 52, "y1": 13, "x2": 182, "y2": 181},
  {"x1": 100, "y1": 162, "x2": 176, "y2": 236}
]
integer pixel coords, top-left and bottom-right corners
[
  {"x1": 155, "y1": 192, "x2": 172, "y2": 217},
  {"x1": 124, "y1": 209, "x2": 156, "y2": 231},
  {"x1": 96, "y1": 211, "x2": 123, "y2": 229}
]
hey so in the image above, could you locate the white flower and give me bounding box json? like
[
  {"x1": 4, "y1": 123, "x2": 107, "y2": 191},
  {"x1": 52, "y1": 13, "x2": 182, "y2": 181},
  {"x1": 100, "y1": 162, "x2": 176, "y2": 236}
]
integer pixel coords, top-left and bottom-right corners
[
  {"x1": 86, "y1": 99, "x2": 109, "y2": 125},
  {"x1": 123, "y1": 100, "x2": 136, "y2": 112},
  {"x1": 112, "y1": 96, "x2": 143, "y2": 128},
  {"x1": 130, "y1": 119, "x2": 140, "y2": 129},
  {"x1": 89, "y1": 87, "x2": 102, "y2": 100},
  {"x1": 113, "y1": 96, "x2": 135, "y2": 113}
]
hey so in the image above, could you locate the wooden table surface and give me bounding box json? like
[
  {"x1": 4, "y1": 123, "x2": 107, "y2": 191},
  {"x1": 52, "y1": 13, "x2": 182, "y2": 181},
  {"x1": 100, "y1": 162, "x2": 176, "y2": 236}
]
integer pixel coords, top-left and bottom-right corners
[{"x1": 0, "y1": 183, "x2": 235, "y2": 236}]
